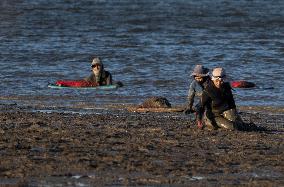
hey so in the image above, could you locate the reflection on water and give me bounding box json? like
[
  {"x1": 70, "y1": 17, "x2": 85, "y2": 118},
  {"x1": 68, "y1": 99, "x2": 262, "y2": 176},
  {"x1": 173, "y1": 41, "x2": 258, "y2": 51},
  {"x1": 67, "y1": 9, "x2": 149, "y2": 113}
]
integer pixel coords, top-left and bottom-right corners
[{"x1": 0, "y1": 0, "x2": 283, "y2": 108}]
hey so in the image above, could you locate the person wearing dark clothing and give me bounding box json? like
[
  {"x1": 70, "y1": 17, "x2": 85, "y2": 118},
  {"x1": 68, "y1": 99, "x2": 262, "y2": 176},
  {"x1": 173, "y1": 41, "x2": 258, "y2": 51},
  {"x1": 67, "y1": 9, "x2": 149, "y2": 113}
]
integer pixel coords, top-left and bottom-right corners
[
  {"x1": 197, "y1": 67, "x2": 243, "y2": 130},
  {"x1": 201, "y1": 80, "x2": 236, "y2": 116},
  {"x1": 84, "y1": 57, "x2": 112, "y2": 86}
]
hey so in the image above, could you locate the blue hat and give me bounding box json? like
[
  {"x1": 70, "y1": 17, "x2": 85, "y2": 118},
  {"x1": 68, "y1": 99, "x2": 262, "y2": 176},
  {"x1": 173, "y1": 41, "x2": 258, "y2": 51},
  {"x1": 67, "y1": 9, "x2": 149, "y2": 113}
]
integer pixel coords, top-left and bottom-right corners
[{"x1": 191, "y1": 65, "x2": 209, "y2": 77}]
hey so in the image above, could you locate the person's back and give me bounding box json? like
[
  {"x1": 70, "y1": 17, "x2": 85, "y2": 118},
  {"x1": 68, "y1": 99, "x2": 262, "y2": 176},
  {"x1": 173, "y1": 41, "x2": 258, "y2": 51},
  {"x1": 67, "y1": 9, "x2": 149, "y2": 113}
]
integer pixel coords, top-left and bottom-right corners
[{"x1": 84, "y1": 57, "x2": 112, "y2": 86}]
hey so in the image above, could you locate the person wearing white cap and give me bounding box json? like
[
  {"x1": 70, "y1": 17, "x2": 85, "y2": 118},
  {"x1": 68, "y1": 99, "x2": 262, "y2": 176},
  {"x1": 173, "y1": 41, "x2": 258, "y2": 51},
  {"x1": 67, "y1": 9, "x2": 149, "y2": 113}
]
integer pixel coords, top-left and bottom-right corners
[
  {"x1": 184, "y1": 65, "x2": 210, "y2": 114},
  {"x1": 84, "y1": 57, "x2": 112, "y2": 86},
  {"x1": 196, "y1": 67, "x2": 243, "y2": 130}
]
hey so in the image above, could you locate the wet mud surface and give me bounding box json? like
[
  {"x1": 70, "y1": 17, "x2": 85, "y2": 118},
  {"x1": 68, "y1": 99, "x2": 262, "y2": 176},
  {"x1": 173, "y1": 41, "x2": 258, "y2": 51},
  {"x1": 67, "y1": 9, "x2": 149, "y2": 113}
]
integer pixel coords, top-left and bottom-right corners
[{"x1": 0, "y1": 104, "x2": 283, "y2": 186}]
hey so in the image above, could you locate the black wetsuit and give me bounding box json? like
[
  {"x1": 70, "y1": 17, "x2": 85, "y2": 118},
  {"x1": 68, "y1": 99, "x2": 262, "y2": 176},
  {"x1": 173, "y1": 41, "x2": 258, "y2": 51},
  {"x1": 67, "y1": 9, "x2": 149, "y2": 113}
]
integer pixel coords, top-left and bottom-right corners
[
  {"x1": 85, "y1": 70, "x2": 112, "y2": 86},
  {"x1": 197, "y1": 80, "x2": 239, "y2": 130}
]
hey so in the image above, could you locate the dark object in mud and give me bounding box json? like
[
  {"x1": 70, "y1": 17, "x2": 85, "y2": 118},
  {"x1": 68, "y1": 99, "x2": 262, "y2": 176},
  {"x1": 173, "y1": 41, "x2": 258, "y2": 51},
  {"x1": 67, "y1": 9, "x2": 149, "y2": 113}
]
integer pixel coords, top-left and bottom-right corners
[
  {"x1": 115, "y1": 81, "x2": 124, "y2": 87},
  {"x1": 139, "y1": 97, "x2": 171, "y2": 108},
  {"x1": 237, "y1": 122, "x2": 267, "y2": 132}
]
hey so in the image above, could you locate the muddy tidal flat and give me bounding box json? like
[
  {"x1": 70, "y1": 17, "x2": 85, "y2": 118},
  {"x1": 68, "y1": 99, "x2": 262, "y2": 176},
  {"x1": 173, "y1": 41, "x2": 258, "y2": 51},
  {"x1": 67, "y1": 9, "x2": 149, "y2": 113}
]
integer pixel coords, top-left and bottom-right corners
[{"x1": 0, "y1": 104, "x2": 283, "y2": 186}]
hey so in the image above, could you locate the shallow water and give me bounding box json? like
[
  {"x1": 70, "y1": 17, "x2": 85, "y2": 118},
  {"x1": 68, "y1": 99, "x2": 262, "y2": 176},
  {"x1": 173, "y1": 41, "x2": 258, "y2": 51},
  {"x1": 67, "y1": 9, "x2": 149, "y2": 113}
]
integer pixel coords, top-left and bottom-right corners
[{"x1": 0, "y1": 0, "x2": 284, "y2": 108}]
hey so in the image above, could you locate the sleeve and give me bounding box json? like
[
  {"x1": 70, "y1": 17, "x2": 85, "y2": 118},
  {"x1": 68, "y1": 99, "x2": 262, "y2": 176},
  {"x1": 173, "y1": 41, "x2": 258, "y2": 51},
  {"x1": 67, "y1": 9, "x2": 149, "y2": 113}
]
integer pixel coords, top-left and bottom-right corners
[
  {"x1": 226, "y1": 83, "x2": 236, "y2": 109},
  {"x1": 196, "y1": 90, "x2": 210, "y2": 120},
  {"x1": 106, "y1": 72, "x2": 113, "y2": 85},
  {"x1": 84, "y1": 74, "x2": 93, "y2": 82},
  {"x1": 187, "y1": 81, "x2": 196, "y2": 109}
]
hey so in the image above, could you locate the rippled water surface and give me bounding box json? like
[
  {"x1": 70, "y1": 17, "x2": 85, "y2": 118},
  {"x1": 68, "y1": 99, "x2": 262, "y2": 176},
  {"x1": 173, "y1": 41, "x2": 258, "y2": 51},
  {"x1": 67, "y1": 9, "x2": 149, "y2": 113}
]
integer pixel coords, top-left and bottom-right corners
[{"x1": 0, "y1": 0, "x2": 283, "y2": 107}]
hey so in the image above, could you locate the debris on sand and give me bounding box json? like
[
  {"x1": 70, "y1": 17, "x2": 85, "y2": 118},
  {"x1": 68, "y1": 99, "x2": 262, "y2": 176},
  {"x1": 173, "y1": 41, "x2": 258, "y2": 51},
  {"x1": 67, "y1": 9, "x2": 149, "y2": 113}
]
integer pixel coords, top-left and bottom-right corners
[
  {"x1": 139, "y1": 96, "x2": 172, "y2": 108},
  {"x1": 128, "y1": 97, "x2": 183, "y2": 112}
]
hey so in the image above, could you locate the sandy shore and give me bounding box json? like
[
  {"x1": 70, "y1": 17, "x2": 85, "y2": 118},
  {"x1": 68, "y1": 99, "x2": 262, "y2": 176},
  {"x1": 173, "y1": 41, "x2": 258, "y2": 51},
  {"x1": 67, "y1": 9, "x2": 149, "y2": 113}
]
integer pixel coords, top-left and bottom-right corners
[{"x1": 0, "y1": 104, "x2": 283, "y2": 186}]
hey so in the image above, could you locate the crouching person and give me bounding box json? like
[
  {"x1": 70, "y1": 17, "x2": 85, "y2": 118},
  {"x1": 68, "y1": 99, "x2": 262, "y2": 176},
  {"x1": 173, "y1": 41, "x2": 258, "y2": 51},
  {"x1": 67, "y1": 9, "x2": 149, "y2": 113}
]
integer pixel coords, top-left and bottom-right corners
[
  {"x1": 196, "y1": 67, "x2": 243, "y2": 130},
  {"x1": 184, "y1": 65, "x2": 210, "y2": 114}
]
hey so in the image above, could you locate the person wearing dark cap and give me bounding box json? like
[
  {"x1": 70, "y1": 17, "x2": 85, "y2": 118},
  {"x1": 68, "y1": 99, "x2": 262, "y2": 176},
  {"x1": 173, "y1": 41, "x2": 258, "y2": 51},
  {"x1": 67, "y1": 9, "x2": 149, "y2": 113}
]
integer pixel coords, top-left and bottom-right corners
[
  {"x1": 84, "y1": 57, "x2": 112, "y2": 86},
  {"x1": 184, "y1": 65, "x2": 210, "y2": 114},
  {"x1": 196, "y1": 67, "x2": 243, "y2": 130}
]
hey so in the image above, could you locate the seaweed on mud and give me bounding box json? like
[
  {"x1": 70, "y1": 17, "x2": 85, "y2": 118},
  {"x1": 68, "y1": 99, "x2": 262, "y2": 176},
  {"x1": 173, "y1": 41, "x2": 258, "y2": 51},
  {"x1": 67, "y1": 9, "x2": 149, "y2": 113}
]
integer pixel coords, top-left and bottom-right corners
[{"x1": 139, "y1": 97, "x2": 171, "y2": 108}]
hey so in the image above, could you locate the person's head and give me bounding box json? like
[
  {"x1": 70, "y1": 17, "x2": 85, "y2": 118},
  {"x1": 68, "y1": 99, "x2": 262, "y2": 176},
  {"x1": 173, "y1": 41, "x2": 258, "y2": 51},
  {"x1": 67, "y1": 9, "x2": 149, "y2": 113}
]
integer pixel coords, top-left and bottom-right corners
[
  {"x1": 191, "y1": 65, "x2": 209, "y2": 83},
  {"x1": 91, "y1": 57, "x2": 103, "y2": 75},
  {"x1": 211, "y1": 67, "x2": 226, "y2": 88}
]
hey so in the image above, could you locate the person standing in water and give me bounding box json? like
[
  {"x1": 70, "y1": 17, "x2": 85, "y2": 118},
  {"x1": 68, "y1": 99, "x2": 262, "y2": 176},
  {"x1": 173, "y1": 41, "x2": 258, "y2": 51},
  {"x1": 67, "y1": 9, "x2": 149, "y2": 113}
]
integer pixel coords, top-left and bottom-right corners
[
  {"x1": 196, "y1": 67, "x2": 243, "y2": 130},
  {"x1": 84, "y1": 57, "x2": 112, "y2": 86}
]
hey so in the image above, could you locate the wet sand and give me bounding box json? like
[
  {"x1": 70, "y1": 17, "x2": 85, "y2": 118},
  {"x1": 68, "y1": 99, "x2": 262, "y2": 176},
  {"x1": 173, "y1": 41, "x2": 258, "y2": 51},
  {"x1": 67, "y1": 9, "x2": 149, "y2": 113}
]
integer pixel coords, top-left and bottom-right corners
[{"x1": 0, "y1": 104, "x2": 283, "y2": 186}]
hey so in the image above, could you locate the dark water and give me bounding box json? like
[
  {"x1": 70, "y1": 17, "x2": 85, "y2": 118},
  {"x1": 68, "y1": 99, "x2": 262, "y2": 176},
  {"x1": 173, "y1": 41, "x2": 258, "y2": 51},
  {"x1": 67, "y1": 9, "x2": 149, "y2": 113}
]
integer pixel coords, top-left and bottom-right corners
[{"x1": 0, "y1": 0, "x2": 284, "y2": 108}]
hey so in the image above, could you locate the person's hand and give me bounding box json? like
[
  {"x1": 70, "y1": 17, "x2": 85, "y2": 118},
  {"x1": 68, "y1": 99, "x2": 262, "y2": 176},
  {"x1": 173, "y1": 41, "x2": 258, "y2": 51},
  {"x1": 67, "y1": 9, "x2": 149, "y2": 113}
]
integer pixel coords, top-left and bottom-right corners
[
  {"x1": 197, "y1": 120, "x2": 203, "y2": 129},
  {"x1": 115, "y1": 81, "x2": 124, "y2": 87},
  {"x1": 93, "y1": 82, "x2": 100, "y2": 86},
  {"x1": 88, "y1": 82, "x2": 100, "y2": 87}
]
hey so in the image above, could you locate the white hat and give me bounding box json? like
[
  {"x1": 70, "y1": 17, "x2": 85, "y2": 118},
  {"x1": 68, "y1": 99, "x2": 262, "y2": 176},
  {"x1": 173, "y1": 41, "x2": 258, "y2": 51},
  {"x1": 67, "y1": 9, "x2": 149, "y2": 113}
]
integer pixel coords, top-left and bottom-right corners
[
  {"x1": 91, "y1": 57, "x2": 102, "y2": 66},
  {"x1": 212, "y1": 67, "x2": 226, "y2": 80}
]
